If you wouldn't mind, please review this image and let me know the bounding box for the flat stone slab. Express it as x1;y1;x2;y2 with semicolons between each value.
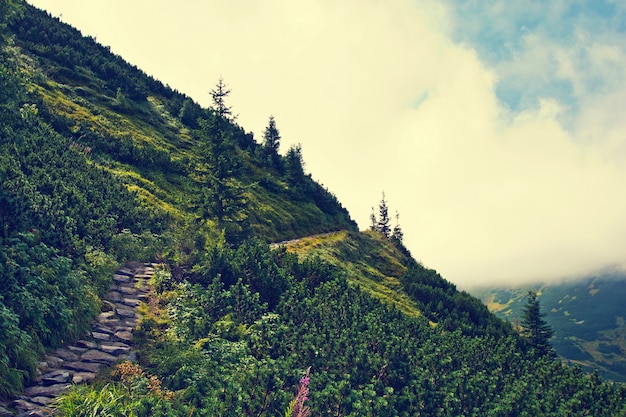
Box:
118;285;137;295
75;340;98;349
113;274;131;283
24;383;71;397
67;345;87;354
114;330;133;343
11;399;39;411
62;361;101;373
106;290;122;302
122;298;141;307
53;348;79;362
40;370;71;386
99;344;131;356
116;268;134;277
97;311;116;321
92;331;111;341
72;371;97;384
30;396;54;406
81;349;117;364
115;305;136;318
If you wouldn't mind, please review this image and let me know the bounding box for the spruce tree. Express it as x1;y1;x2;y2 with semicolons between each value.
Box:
377;192;391;238
521;290;555;357
262;115;281;169
210;77;234;119
391;211;404;243
369;207;378;231
262;115;281;154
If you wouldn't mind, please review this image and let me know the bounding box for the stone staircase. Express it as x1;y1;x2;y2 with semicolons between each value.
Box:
2;263;156;417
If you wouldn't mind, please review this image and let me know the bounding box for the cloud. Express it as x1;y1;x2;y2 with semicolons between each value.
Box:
28;0;626;289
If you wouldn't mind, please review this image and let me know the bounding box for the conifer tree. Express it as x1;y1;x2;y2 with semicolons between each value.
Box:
210;77;234;119
391;210;404;243
369;207;378;231
377;192;391;238
263;115;281;154
521;290;555;357
262;115;282;169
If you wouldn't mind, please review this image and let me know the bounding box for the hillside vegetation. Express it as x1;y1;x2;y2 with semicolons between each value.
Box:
1;2;626;415
475;274;626;383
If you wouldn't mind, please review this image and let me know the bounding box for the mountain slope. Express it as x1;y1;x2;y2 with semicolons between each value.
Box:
474;274;626;382
1;2;625;415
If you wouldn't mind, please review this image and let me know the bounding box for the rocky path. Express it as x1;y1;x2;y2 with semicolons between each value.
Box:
4;263;155;417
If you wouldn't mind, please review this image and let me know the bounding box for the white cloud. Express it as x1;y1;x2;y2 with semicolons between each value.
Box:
27;0;626;289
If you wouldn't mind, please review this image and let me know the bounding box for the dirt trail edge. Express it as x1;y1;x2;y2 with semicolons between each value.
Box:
4;262;156;417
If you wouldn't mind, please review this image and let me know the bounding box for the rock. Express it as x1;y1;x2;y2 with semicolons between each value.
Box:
115;305;136;318
40;370;71;386
53;348;79;362
0;405;13;416
81;349;117;364
113;274;131;283
118;286;137;295
106;291;122;302
92;331;110;341
72;372;97;384
114;330;133;343
63;361;101;373
116;268;134;277
29;396;53;406
92;324;115;335
98;318;123;328
67;345;87;354
99;344;131;356
11;399;38;411
121;298;141;307
75;340;98;349
24;383;71;397
43;355;63;368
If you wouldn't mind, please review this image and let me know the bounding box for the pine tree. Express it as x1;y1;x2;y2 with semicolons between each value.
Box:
369;207;378;231
377;192;391;238
262;115;282;169
210;77;234;119
521;290;555;357
263;115;281;154
391;211;404;243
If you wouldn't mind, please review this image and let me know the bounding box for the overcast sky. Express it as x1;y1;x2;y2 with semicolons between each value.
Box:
27;0;626;289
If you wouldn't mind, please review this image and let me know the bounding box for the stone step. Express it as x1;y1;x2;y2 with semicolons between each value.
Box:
72;371;97;384
9;262;155;414
116;268;134;277
99;344;131;356
62;361;101;373
121;298;141;307
81;349;117;365
39;370;71;386
113;274;131;283
24;383;71;398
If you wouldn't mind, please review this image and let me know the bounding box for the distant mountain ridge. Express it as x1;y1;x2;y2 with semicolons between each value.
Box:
473;273;626;382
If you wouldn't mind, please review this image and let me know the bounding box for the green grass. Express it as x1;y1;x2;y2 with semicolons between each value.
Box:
280;230;421;317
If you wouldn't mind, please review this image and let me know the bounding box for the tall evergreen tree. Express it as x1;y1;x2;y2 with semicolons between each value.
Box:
521;290;555;357
210;77;234;119
391;210;404;243
369;207;378;231
262;115;280;154
262;115;281;169
377;192;391;238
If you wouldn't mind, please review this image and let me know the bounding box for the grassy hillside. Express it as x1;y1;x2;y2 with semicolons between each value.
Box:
1;2;626;415
9;3;357;244
474;274;626;382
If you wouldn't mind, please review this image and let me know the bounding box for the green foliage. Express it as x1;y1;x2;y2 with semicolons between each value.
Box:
4;4;626;415
521;290;555;358
54;362;183;417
